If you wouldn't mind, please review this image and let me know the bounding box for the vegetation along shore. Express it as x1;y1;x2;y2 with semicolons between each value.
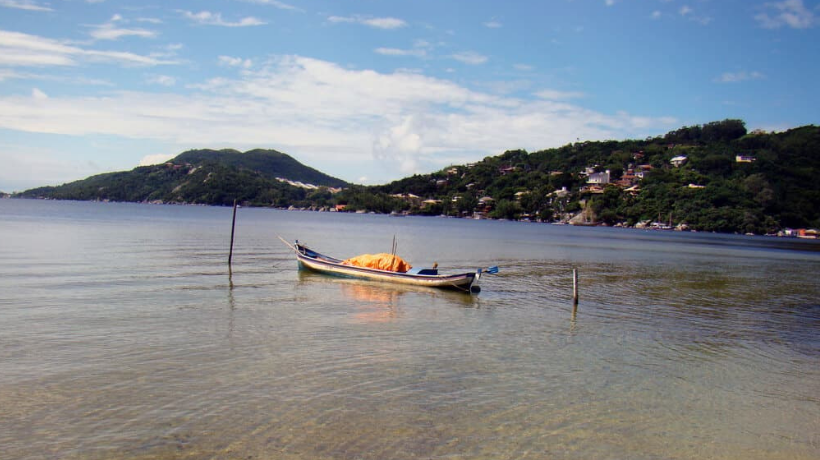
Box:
13;120;820;237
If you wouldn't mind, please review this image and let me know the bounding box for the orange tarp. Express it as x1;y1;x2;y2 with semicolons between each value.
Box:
341;253;412;273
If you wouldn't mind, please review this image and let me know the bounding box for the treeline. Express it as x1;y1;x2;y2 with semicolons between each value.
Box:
19;162;311;207
15;120;820;234
173;149;348;188
371;120;820;233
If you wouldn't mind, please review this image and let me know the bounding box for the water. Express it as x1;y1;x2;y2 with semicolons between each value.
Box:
1;199;818;460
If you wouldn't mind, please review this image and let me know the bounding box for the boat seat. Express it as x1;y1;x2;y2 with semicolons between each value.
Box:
406;267;439;275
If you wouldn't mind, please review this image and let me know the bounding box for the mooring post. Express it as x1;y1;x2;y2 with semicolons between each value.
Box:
228;199;238;267
572;268;579;305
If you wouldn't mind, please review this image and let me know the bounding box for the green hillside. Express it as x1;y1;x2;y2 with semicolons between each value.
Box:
172;149;348;188
14;120;820;234
365;120;820;233
16;149;347;207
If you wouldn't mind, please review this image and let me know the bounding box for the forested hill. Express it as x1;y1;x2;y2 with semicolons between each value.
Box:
366;120;820;233
172;149;348;188
13;120;820;235
16;148;348;207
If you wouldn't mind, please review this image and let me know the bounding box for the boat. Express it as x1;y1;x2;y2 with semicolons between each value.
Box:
279;237;492;293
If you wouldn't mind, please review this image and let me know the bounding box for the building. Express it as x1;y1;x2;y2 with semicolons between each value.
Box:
587;170;610;185
735;155;756;163
670;156;688;167
551;186;569;198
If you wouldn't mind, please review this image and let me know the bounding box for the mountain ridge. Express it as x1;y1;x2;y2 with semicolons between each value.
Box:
13;120;820;235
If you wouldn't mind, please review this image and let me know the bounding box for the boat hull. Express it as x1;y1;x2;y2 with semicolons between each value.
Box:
294;245;477;291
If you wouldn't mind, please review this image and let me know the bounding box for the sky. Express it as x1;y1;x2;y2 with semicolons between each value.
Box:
0;0;818;191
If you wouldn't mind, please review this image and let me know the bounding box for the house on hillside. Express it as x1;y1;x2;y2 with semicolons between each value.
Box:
580;185;605;194
550;186;570;198
477;196;495;212
670;156;688;167
498;165;518;175
514;191;530;201
587;170;610;185
391;193;421;206
735;155;756;163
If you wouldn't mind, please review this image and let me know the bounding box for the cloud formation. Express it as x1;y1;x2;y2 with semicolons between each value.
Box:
451;51;488;65
0;0;52;11
88;16;159;41
0;55;677;183
0;29;178;67
327;15;407;29
756;0;816;29
180;11;266;27
239;0;302;12
715;70;766;83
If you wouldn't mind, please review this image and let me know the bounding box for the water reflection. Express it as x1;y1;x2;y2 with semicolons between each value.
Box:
296;270;479;323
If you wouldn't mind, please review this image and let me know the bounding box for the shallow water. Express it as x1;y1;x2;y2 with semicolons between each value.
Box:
1;200;818;459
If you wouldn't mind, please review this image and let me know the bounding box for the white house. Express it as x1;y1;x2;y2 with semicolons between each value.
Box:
670;156;688;167
587;170;610;185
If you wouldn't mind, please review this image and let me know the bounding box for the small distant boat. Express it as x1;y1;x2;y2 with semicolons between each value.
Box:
279;237;493;293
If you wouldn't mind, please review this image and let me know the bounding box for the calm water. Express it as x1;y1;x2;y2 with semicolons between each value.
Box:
1;199;819;460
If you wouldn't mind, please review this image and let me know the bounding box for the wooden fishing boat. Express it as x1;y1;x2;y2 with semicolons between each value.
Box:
280;238;492;293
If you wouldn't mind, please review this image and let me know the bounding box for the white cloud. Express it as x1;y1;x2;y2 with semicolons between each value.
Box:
0;69;113;86
139;153;175;166
756;0;816;29
31;88;48;99
151;43;183;59
327;15;407;29
677;5;712;25
88;20;158;41
0;69;22;81
376;40;433;57
651;11;662;19
715;71;766;83
364;17;406;29
146;74;176;86
0;0;52;11
238;0;302;12
0;55;678;184
0;29;179;67
484;20;502;28
375;47;426;57
605;0;616;6
451;51;488;65
219;55;253;68
181;11;266;27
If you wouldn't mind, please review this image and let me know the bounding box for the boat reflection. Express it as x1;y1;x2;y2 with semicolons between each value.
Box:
297;271;478;323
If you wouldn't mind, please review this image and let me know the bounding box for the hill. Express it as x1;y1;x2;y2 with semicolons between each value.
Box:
14;120;820;234
17;149;347;207
365;120;820;233
172;149;348;188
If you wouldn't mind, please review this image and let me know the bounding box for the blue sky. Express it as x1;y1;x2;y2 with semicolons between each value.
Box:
1;0;818;191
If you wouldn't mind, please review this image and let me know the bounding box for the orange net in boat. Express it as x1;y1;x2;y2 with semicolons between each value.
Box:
341;253;412;273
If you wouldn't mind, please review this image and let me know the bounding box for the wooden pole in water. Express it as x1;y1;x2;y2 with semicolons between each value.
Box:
572;268;579;305
571;268;579;320
228;199;238;267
